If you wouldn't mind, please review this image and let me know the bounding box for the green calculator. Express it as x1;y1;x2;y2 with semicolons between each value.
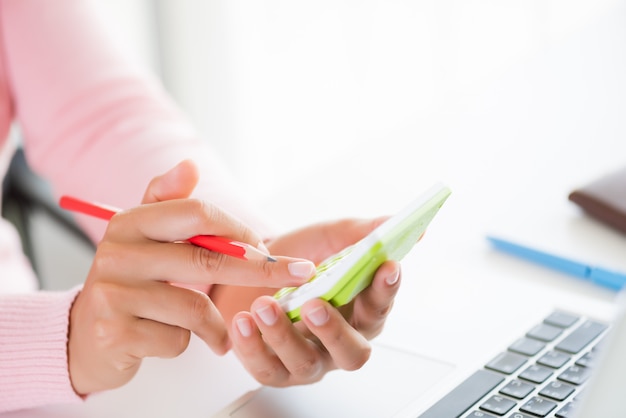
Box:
274;183;452;322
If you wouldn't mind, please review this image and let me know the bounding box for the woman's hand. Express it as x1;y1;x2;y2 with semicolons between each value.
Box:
212;219;402;387
67;160;316;395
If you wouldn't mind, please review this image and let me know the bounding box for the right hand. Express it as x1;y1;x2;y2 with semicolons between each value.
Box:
67;160;316;395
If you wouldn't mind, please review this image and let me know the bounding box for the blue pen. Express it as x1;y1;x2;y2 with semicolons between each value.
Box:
486;235;626;291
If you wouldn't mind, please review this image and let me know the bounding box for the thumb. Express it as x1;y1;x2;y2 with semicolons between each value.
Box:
142;159;200;204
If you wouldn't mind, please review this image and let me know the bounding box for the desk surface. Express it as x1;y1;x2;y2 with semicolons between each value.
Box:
4;2;626;417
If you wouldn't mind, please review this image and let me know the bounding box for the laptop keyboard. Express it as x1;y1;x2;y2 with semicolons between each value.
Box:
419;311;609;418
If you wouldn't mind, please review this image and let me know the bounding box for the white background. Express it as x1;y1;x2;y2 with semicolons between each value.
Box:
15;2;626;417
98;0;624;198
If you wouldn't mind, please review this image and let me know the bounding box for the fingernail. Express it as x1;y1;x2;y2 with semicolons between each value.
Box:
288;261;316;279
306;306;329;326
255;304;278;326
385;270;400;286
236;317;253;337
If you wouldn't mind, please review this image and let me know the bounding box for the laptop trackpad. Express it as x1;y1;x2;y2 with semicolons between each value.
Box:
224;343;453;418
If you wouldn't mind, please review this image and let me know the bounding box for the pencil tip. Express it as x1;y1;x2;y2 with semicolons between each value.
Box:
267;255;278;262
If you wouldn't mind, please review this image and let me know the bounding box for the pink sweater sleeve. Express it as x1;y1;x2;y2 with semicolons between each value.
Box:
0;287;83;412
0;0;275;412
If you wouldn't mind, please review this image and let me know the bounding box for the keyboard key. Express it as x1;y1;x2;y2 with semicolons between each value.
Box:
555;320;607;354
538;381;575;401
558;365;592;385
526;323;563;342
468;411;497;417
508;337;546;356
499;379;534;399
544;311;579;328
554;402;576;417
418;370;504;418
520;396;558;416
519;364;553;384
421;313;603;418
480;395;516;416
485;352;528;374
575;350;599;368
537;350;571;369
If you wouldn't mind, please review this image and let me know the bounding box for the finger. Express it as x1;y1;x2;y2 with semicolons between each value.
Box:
93;240;316;287
249;297;327;383
72;317;191;392
122;317;193;359
89;280;230;354
106;198;265;251
133;283;231;355
230;311;292;386
300;298;372;371
349;260;401;338
142;159;200;204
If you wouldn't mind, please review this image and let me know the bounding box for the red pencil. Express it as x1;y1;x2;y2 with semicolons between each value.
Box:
59;196;276;262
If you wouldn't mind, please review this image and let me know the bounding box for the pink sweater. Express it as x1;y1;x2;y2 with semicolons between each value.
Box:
0;0;271;412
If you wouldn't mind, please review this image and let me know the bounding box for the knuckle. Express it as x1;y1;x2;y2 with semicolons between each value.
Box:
189;245;224;274
187;198;207;219
91;241;138;280
291;357;322;380
259;328;290;347
253;363;286;386
192;199;257;244
193;199;226;227
88;280;122;318
187;291;213;327
260;258;276;280
85;282;126;347
92;317;121;350
376;300;394;318
90;242;118;275
101;211;127;237
344;345;371;371
112;357;141;375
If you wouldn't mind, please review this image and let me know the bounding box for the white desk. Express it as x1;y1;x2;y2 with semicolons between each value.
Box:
4;2;626;417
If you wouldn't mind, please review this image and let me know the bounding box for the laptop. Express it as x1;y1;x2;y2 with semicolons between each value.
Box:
212;163;626;418
213;281;624;418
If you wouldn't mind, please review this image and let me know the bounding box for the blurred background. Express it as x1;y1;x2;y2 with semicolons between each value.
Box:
18;0;626;290
97;0;623;193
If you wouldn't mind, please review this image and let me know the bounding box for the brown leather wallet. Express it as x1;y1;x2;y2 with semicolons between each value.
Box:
569;167;626;234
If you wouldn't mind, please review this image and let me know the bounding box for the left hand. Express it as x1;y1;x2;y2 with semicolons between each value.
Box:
211;219;402;387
